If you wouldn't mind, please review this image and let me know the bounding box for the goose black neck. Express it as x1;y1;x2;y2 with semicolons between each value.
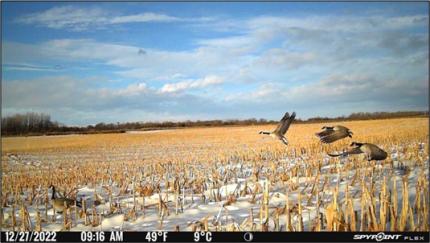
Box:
51;186;56;200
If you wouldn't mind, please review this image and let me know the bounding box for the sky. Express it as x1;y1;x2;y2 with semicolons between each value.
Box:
1;2;428;125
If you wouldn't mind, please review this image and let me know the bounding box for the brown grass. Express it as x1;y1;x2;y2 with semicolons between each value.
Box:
1;117;428;231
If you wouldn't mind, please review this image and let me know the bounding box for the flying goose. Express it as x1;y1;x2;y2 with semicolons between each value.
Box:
259;112;296;145
316;125;353;144
328;142;388;161
49;185;81;213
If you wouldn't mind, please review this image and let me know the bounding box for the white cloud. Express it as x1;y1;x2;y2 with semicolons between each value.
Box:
3;38;246;83
197;35;260;54
254;48;317;69
98;82;149;97
110;13;180;24
118;83;148;96
160;75;223;93
8;11;428;84
16;6;185;31
224;72;428;120
16;6;110;31
246;14;428;34
3;63;60;72
225;83;278;102
4;9;428;123
2;76;225;124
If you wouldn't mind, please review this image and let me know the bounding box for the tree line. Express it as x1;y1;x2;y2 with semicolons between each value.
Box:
1;110;428;136
1;112;59;136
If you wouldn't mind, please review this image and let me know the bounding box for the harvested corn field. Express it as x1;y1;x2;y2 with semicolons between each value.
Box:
1;117;429;231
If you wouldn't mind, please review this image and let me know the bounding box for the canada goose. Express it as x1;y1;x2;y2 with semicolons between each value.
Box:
316;125;353;144
328;142;388;161
49;185;81;213
259;112;296;145
94;192;103;207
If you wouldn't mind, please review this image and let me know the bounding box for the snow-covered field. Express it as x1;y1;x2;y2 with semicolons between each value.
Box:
1;119;429;231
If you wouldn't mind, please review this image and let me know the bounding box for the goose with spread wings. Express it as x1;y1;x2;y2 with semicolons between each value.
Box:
315;125;353;144
328;142;388;161
259;112;296;145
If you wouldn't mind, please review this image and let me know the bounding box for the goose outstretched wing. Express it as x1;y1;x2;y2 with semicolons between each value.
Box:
328;147;362;157
316;126;349;144
274;112;296;135
315;127;334;137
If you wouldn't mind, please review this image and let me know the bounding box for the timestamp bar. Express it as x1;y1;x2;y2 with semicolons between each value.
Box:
1;231;429;242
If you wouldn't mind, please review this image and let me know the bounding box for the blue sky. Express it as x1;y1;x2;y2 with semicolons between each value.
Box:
2;2;428;125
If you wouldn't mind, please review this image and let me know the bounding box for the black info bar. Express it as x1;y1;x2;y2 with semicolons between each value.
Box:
1;231;429;242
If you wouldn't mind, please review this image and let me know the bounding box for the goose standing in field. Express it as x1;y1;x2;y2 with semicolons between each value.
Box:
328;142;388;161
49;185;81;213
315;125;353;144
259;112;296;145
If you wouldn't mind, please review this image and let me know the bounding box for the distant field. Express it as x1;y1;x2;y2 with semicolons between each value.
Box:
1;117;429;231
2;117;428;153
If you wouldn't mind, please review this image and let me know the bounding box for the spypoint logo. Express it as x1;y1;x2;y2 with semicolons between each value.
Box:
353;232;402;242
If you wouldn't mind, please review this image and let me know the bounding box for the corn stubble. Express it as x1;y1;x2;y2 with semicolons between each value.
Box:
1;117;429;231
